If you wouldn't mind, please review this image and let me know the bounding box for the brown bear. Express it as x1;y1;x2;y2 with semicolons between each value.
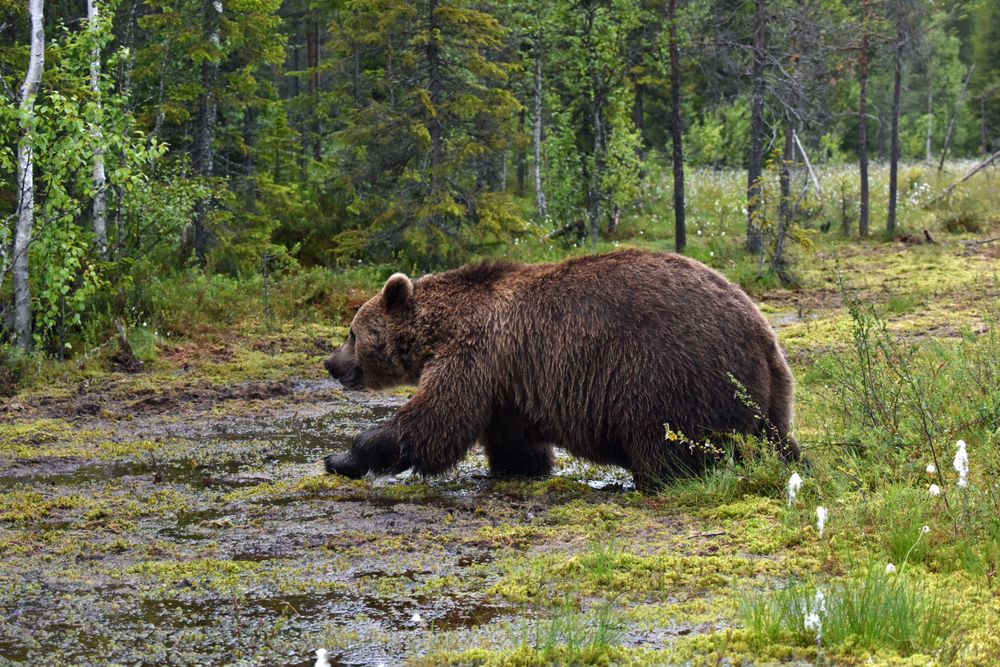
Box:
324;249;799;491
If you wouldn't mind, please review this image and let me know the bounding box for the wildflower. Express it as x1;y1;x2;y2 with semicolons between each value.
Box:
954;440;969;488
886;563;896;574
921;525;930;534
926;463;936;474
804;612;823;644
816;506;828;537
411;612;423;624
813;589;827;614
315;649;331;667
787;472;803;506
929;484;941;497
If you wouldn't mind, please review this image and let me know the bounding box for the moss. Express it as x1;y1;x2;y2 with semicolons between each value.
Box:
222;474;367;503
491;476;599;501
491;548;806;605
0;487;87;523
127;558;265;594
471;525;542;550
413;645;653;667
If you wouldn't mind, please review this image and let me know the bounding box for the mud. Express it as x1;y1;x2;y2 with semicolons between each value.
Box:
3;379;703;666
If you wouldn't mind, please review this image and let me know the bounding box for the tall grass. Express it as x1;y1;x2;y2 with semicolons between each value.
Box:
740;566;958;656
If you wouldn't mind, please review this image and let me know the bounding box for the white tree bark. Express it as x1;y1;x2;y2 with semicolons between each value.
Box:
13;0;45;351
89;0;108;257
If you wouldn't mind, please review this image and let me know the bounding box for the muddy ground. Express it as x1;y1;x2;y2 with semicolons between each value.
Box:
0;366;808;666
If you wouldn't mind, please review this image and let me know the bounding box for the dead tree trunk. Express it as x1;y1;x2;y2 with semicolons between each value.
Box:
426;0;443;177
533;33;548;219
887;27;904;234
746;0;767;254
858;3;871;237
668;0;686;252
937;64;974;172
13;0;45;351
307;19;321;161
516;108;526;196
88;0;108;257
772;114;795;282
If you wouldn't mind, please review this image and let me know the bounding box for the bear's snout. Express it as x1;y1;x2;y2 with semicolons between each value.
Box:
324;352;364;390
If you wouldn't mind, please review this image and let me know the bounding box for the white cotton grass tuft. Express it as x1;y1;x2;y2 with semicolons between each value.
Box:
926;463;936;474
886;563;896;574
804;589;826;645
787;472;803;506
315;648;331;667
816;506;828;537
954;440;969;488
804;611;823;643
813;589;827;614
929;484;941;497
411;612;423;624
921;525;931;534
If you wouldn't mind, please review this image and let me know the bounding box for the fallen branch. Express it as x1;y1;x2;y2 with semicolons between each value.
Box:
792;130;821;196
931;149;1000;203
962;235;1000;248
545;219;585;240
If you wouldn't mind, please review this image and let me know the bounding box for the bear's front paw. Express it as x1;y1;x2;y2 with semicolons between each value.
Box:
324;452;368;478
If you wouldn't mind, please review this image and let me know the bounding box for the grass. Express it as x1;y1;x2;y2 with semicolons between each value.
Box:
739;565;959;657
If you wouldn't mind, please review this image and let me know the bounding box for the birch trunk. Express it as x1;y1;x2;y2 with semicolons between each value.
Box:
88;0;109;257
13;0;45;351
533;36;548;219
193;0;222;267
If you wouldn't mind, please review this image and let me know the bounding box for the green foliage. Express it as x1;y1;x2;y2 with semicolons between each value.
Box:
685;100;751;168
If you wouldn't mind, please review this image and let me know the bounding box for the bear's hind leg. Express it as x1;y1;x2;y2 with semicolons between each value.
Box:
482;418;554;478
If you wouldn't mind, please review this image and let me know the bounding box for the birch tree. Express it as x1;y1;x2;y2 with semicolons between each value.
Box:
88;0;109;256
192;0;223;267
12;0;45;351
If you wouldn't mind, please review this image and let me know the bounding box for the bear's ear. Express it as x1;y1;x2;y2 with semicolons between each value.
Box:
382;273;413;311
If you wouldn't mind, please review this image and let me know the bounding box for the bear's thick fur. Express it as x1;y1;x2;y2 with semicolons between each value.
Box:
324;249;798;490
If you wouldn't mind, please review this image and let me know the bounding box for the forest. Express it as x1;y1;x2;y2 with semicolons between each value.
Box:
1;0;1000;665
0;0;998;354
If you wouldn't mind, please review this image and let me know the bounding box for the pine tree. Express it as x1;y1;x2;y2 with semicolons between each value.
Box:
328;0;526;266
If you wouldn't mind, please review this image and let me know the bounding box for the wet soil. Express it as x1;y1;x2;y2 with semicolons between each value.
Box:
3;377;715;666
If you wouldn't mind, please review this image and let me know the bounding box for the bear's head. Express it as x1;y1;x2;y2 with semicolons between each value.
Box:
325;273;422;391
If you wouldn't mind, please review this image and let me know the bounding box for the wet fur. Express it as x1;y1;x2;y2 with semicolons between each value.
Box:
324;249;799;491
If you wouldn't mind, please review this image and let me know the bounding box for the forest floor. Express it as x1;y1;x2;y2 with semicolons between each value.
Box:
2;219;1000;665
